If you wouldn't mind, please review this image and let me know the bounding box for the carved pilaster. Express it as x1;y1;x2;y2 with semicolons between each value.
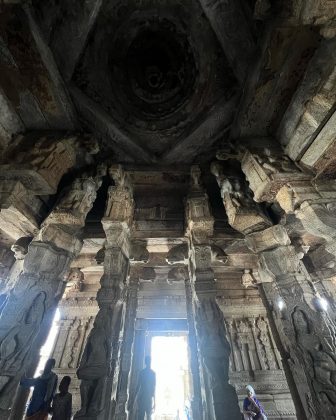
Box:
185;166;240;420
0;171;102;418
75;165;134;420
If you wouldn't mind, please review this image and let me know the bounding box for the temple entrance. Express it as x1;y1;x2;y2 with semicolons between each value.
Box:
151;335;191;420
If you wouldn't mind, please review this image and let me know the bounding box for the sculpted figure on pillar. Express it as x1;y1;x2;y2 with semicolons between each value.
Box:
0;167;104;418
217;144;310;203
211;161;271;234
66;268;85;292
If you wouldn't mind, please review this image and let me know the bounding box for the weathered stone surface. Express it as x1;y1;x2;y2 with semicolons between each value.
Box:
211;161;271;234
241;148;310;203
75;165;134;419
0;134;99;194
279;38;336;164
0;171;102;417
0;180;44;239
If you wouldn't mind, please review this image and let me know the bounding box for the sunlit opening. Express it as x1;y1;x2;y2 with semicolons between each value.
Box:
35;308;60;376
151;335;191;420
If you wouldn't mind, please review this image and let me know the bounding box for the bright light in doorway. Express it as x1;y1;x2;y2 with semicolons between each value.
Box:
35;308;60;377
151;336;191;420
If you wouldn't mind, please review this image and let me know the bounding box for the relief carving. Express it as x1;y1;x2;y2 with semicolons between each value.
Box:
211;162;271;234
0;135;99;195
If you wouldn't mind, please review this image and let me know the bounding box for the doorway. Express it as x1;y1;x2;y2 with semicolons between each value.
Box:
151;335;191;420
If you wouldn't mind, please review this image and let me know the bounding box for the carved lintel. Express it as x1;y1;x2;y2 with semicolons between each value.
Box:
246;225;290;253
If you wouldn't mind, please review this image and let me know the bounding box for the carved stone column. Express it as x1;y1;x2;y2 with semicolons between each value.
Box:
185;166;241;420
0;172;102;418
114;276;139;420
247;225;336;419
75;165;134;420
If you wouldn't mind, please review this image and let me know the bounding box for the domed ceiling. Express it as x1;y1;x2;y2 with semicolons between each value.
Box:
70;0;238;163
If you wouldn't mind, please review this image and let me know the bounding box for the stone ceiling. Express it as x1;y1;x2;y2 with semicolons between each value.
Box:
0;0;335;170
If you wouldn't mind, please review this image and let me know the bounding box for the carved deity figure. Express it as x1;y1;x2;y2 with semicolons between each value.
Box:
76;311;110;416
66;268;84;292
253;148;298;176
256;317;277;370
292;307;336;417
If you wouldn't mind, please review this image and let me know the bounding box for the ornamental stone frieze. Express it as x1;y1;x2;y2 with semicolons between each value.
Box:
0;168;103;418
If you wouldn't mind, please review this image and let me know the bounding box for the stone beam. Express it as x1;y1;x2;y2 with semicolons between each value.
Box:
23;4;78;128
70;86;154;163
0;4;76;131
278;38;336;166
31;0;103;81
198;0;255;84
232;25;320;138
162;96;237;163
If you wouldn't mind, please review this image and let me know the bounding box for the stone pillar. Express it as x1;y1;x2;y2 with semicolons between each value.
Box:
0;171;102;418
247;225;336;419
75;165;134;420
185;275;205;420
185;166;241;420
114;276;139;420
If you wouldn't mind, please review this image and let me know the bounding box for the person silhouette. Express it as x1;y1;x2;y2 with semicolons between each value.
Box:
134;356;156;420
